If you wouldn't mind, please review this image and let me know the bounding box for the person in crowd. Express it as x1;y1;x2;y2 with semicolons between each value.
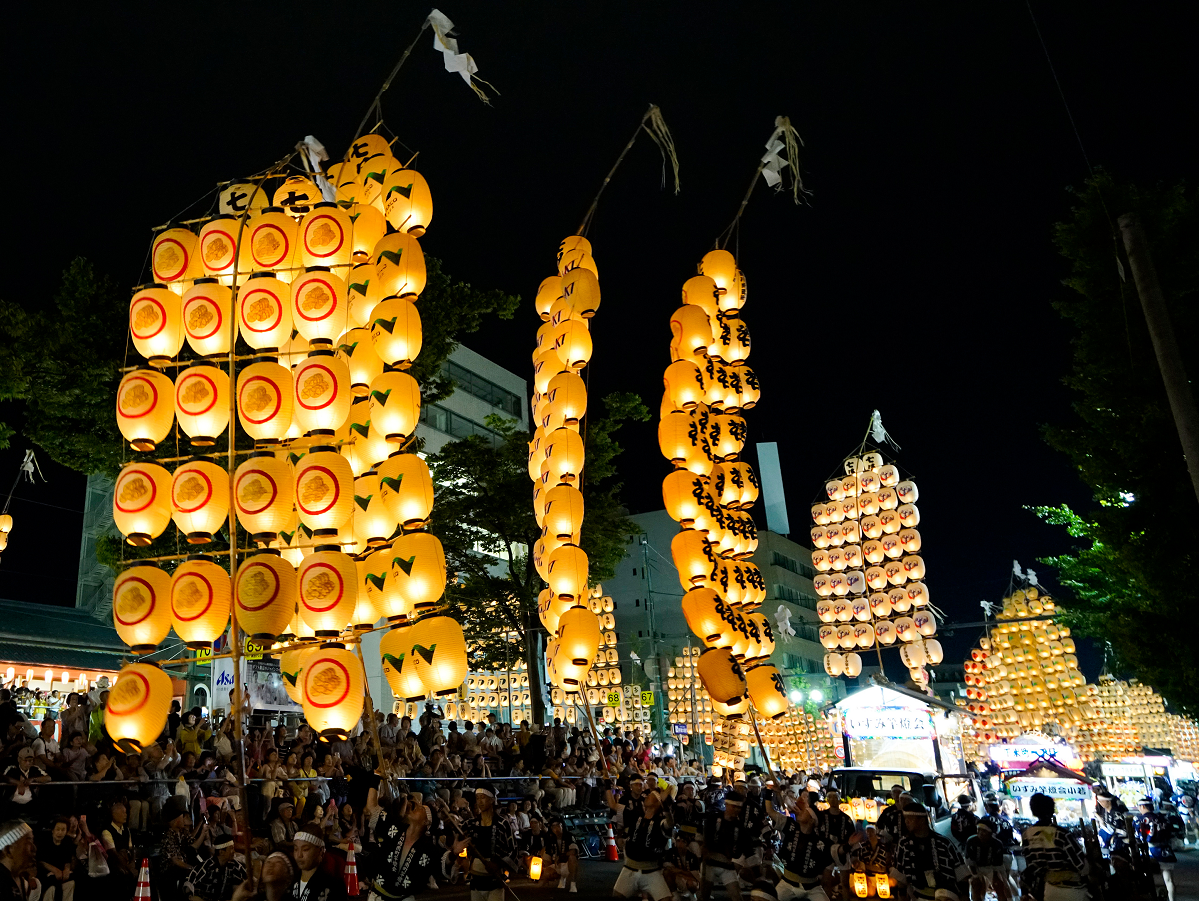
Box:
4;748;49;818
950;794;979;849
674;781;705;857
544;817;580;892
0;821;39;901
894;801;970;900
57;733;88;784
36;816;80;901
286;830;346;901
1136;797;1176;901
268;799;298;854
160;796;205;898
1093;786;1128;852
186;827;246;901
699;789;747;901
1020;793;1089;901
378;714;399;746
874;786;908;845
99;799;138;896
178;710;213;758
847;823;894;899
964;820;1011;901
612;788;672;901
771;790;831;901
367;793;458;900
463;783;518;901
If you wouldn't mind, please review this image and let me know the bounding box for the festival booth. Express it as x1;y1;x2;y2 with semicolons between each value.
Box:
1003;755;1094;822
832;683;970;774
1101;756;1198;809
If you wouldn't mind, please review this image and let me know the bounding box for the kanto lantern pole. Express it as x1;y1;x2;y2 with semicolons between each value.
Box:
354;641;392;788
1119;212;1199;507
747;705;781;786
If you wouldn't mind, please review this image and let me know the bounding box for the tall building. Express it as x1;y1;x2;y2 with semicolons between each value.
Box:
603;510;845;713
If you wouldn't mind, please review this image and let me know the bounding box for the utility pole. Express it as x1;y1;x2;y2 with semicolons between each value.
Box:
1119;212;1199;506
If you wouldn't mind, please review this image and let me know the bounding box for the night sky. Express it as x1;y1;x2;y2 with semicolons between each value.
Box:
1;2;1193;681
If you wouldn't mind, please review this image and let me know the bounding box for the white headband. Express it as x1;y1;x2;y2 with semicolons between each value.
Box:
474;787;495;798
0;822;31;852
294;831;325;848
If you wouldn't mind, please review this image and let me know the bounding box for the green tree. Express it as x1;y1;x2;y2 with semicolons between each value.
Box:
1039;173;1199;714
427;391;650;723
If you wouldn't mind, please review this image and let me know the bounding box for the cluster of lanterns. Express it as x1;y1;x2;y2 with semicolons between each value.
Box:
658;250;791;774
459;667;532;722
528;237;613;711
106;138;466;749
811;455;941;684
1070;677;1199;762
771;707;840;773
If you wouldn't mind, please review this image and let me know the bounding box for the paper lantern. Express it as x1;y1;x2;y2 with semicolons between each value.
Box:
294;351;352;436
290;267;349;346
294;447;354;536
747;666;789;719
681;275;719;317
338;328;385;396
543;485;585;540
301;644;365;739
698;250;738;297
246;207;299;272
411;615;467;696
382;168;434;236
670;305;713;366
173;362;229;447
538;588;574;635
924;639;944;665
152;227;201;287
672;530;715;589
237;360;294;442
298;548;358;635
699;648;748;705
299;202;353;269
547;544;588;603
369;370;421;445
370;297;423;368
546;371;587;427
349;472;394;549
377;452;434;530
233;451;294;542
893;617;916;643
170;460;229;544
663;360;705;414
914;609;937;636
381;624;429;700
198;216;242;282
528;857;543;881
129;286;184;365
373;232;426;299
533;349;569;396
273;175;323;218
116;368;174;452
106;662;172;753
349;203;387;262
280;645;318;703
542;428;584;485
559;266;601;319
551;320;592;372
218;182;268;216
390;532;447;614
177;281;234;359
550;639;590;690
113;463;172;546
875;620;897;645
659;411;697;469
112;563;173;652
819;624;839;649
558;606;601;663
535;276;562;321
735;366;761;410
844;653;863;678
346;262;387;329
824;653;845;677
238;274;292;350
170;556;232;648
235;551;297;640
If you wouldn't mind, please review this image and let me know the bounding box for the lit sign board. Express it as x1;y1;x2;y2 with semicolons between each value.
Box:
1006;778;1091;800
843;706;934;740
988;744;1080;770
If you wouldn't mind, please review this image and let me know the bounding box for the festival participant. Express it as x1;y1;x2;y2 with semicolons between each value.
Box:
950;795;979;849
367;794;457;901
1092;787;1127;852
673;781;705;857
286;830;347;901
1136;798;1176;901
663;835;701;901
964;821;1010;901
463;783;518;901
612;789;672;901
187;828;248;901
894;802;969;900
544;817;580;893
874;786;908;845
1019;794;1088;901
0;821;38;901
699;790;747;901
773;796;831;901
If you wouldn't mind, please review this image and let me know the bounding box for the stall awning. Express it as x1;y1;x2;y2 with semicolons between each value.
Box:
0;642;126;674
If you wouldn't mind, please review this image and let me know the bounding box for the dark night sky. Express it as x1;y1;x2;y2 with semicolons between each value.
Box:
1;2;1194;679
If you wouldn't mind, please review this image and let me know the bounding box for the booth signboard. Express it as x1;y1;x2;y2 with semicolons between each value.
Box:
989;743;1081;771
843;707;934;740
1007;778;1092;800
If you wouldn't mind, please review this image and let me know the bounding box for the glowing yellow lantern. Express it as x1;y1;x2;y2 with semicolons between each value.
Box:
170;460;229;544
198;216;242;282
218;182;268;217
347;262;387;329
352;471;398;549
369;370;421;445
233;451;294;542
152;227;201;287
174;362;229;447
178;283;233;361
558;606;601;664
294;447;354;536
664;360;705;412
390;532;447;614
552;320;592;371
280;645;318;703
106;662;172;752
238;274;293;349
747;666;789;719
710;413;746;461
337;328;385;397
116;368;175;452
672;530;715;589
237;360;294;442
349;558;383;629
129;286;184;366
528;857;543;881
294;351;352;436
381;623;429;700
298;548;358;636
542;428;584;485
546;371;587;427
412;615;468;696
373;232;426;299
535;276;562;321
301;644;365;739
533;348;569;396
300;202;353;268
273;175;323;218
543;485;584;540
382;168;434;236
559;266;601;319
113;463;173;546
235;551;298;640
112;563;173;652
370;297;423;368
349;203;386;261
291;267;349;345
378;453;434;530
547;544;588;603
698;648;748;705
682;588;725;645
670;305;713;366
246;207;299;272
170;556;232;648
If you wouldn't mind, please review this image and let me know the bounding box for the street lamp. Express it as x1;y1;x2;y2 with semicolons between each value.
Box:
790;690;804;703
809;690;823;703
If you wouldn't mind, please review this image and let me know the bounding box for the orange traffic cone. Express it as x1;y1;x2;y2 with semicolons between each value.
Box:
345;841;360;897
605;824;620;862
134;857;152;900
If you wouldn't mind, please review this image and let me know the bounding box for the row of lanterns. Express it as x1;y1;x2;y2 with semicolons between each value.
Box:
810;453;940;684
659;251;791;777
106;138;459;750
528;236;608;707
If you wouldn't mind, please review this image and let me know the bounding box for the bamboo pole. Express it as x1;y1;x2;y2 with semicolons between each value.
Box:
747;706;782;786
576;105;661;237
355;640;391;789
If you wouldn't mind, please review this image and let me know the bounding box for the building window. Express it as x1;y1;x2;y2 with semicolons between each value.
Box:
772;551;815;579
420;403;503;447
443;360;523;417
795;623;819;643
775;583;818;611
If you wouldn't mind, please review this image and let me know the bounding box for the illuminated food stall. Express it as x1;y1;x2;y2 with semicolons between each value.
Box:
832;683;969;773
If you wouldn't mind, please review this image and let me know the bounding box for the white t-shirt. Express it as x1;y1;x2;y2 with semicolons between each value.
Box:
33;736;60;759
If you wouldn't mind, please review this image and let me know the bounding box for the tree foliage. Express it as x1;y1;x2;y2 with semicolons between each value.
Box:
427;392;651;718
1039;173;1199;714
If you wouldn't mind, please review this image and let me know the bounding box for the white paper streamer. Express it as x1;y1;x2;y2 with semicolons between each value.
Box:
427;9;492;100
